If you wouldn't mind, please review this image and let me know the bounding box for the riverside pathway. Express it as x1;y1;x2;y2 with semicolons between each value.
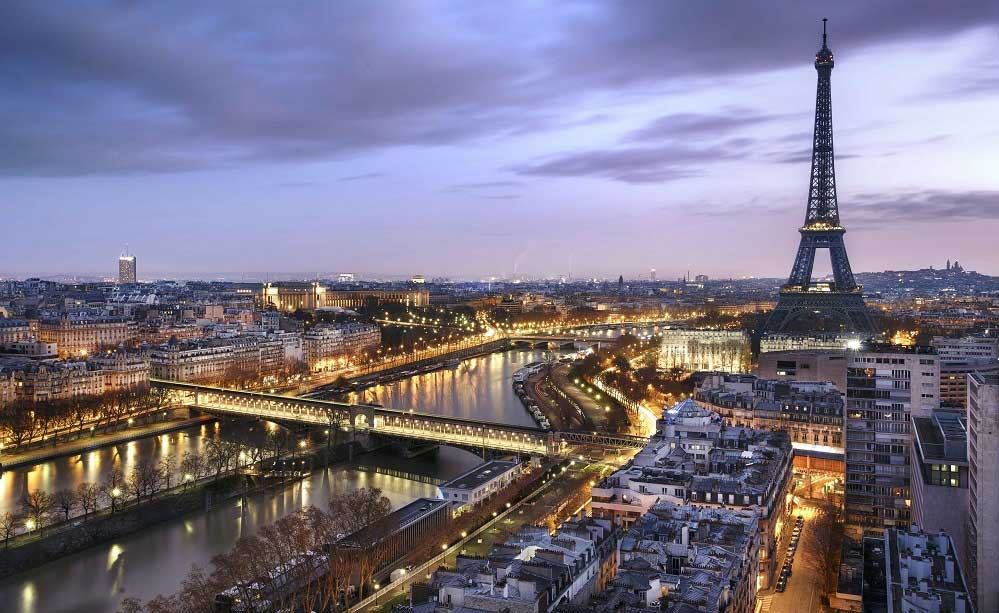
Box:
0;415;215;471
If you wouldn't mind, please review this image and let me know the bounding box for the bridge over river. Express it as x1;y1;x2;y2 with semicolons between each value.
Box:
151;380;648;457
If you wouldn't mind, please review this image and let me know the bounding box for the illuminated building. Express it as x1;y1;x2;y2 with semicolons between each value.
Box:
260;282;326;312
36;314;138;358
658;328;750;374
118;252;137;283
303;322;380;371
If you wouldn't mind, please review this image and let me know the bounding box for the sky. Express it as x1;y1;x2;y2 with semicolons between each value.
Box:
1;1;998;281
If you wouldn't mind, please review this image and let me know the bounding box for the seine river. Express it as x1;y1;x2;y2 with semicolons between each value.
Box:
0;348;555;613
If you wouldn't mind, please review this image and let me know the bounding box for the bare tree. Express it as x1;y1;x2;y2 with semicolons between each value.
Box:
76;482;100;519
0;512;19;548
326;487;395;597
101;469;126;513
180;452;205;489
159;455;177;490
205;438;230;481
21;490;54;534
803;502;845;592
52;488;78;522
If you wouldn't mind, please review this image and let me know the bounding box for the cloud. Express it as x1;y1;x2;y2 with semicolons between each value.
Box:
625;109;786;142
338;173;383;182
0;2;994;176
512;142;750;184
445;180;523;191
848;190;999;225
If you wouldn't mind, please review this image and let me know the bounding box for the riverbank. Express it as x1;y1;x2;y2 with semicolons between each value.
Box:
0;413;216;471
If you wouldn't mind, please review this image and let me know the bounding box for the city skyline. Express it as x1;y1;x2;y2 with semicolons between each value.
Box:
3;2;998;279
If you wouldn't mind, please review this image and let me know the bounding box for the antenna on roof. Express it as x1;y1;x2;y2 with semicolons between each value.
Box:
822;18;828;46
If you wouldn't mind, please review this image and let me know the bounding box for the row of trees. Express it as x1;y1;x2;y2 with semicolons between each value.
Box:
0;387;167;450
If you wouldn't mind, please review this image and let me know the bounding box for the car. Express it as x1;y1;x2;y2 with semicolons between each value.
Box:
776;579;787;593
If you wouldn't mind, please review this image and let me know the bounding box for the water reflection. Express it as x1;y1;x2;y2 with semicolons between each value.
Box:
347;349;551;427
0;427;222;516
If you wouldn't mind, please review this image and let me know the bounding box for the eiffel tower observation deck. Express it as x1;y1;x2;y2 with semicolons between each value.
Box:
766;19;878;335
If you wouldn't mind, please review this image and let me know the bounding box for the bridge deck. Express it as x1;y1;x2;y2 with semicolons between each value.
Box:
151;380;648;455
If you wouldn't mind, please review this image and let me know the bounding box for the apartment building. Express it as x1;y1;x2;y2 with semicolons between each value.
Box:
303;322;380;371
36;314;138;357
148;337;265;383
844;346;940;530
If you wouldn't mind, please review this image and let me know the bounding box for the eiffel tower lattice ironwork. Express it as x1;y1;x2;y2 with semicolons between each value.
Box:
766;20;877;335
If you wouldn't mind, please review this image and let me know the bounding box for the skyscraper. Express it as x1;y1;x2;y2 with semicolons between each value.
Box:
765;20;876;336
118;251;136;284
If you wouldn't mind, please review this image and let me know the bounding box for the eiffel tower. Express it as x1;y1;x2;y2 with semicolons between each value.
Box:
765;19;877;335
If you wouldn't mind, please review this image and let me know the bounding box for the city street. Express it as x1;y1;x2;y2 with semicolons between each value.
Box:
760;477;841;613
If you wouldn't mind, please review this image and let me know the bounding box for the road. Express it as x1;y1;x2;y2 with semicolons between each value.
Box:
760;482;840;613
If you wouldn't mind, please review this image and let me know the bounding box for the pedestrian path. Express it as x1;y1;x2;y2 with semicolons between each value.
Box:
1;415;215;471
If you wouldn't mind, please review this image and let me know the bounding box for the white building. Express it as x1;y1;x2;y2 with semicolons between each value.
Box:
658;329;750;374
439;460;523;513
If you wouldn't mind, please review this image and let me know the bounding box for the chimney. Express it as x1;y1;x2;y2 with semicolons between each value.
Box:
936;530;949;555
954;593;967;613
681;525;690;547
944;556;955;583
901;565;909;586
918;579;929;593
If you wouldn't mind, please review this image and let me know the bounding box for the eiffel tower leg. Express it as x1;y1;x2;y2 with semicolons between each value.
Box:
828;235;857;290
788;235;817;287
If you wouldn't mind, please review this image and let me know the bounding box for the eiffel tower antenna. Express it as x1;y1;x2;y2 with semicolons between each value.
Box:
765;20;877;335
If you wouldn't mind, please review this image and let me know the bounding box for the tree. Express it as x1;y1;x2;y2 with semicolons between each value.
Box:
326;487;396;597
52;488;78;522
102;469;126;513
160;455;177;490
803;503;845;592
21;489;53;534
0;512;19;548
76;482;100;519
180;452;205;489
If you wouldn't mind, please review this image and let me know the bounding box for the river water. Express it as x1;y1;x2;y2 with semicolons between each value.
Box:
0;348;553;612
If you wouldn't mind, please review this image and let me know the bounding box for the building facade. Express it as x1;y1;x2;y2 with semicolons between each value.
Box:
118;254;137;284
148;337;265;383
658;329;751;374
910;409;969;568
36;315;138;357
302;322;380;371
844;347;940;530
967;372;999;612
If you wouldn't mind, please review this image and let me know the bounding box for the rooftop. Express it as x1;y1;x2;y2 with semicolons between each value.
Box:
439;460;521;491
